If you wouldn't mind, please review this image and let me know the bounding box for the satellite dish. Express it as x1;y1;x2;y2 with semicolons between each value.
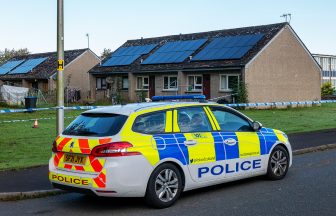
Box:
106;76;113;84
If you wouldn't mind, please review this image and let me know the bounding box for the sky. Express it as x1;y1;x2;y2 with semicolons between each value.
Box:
1;0;335;56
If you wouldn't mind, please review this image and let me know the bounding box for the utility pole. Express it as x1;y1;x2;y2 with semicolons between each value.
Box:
56;0;64;135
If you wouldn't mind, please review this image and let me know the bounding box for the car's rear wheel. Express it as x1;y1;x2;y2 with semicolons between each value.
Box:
145;163;182;208
267;145;289;180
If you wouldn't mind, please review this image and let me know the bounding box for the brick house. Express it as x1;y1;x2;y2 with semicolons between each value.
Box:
89;23;321;103
0;48;100;99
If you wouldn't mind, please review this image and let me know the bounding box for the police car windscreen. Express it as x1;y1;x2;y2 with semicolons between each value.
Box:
63;113;128;137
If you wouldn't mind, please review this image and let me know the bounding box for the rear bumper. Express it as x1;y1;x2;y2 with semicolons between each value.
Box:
49;155;154;197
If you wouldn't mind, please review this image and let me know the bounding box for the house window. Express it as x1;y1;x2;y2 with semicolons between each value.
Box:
122;76;129;90
137;76;149;90
323;71;330;77
163;76;178;90
188;75;202;91
220;75;239;91
322;57;329;71
96;77;107;90
331;58;336;71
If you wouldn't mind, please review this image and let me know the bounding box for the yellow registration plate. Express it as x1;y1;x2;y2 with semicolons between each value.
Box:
64;154;86;165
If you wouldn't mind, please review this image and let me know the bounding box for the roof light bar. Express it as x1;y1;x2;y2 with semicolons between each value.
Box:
151;94;206;101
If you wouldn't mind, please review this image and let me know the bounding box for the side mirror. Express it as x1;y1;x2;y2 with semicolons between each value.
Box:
252;121;262;131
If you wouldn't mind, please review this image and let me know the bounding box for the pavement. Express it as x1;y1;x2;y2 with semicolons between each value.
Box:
0;149;335;216
0;128;335;198
288;128;336;150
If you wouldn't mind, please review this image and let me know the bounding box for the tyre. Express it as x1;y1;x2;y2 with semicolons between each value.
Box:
266;145;289;180
145;163;183;208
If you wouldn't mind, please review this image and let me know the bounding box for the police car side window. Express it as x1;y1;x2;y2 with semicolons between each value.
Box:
210;108;252;132
177;107;212;133
132;111;166;134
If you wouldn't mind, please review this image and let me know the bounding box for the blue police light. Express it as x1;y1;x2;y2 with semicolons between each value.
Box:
152;94;206;101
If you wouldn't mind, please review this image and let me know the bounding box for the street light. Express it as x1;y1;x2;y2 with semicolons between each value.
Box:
56;0;64;135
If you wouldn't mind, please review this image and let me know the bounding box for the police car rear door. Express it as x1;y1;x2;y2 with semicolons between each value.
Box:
173;106;220;182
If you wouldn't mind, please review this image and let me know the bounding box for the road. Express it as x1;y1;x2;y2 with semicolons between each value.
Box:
0;149;335;216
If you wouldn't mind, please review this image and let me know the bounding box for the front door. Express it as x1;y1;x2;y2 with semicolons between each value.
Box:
32;81;38;90
149;76;155;99
203;74;210;99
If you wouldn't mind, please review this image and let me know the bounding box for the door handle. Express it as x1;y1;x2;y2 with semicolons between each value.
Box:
184;140;197;146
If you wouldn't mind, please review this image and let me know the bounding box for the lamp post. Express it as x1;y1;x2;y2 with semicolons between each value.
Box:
56;0;64;135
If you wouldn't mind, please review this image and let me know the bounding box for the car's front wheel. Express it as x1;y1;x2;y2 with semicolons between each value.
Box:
267;145;289;180
145;163;183;208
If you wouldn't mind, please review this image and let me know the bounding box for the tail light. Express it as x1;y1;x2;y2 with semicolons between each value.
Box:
52;141;58;153
91;142;141;157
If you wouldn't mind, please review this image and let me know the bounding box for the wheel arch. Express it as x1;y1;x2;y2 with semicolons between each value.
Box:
150;158;187;190
269;142;291;162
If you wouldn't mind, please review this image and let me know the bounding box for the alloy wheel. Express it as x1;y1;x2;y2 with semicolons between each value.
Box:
155;169;179;202
270;150;288;176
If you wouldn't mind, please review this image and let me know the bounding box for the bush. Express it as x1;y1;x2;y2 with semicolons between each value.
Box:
321;82;334;96
233;82;248;103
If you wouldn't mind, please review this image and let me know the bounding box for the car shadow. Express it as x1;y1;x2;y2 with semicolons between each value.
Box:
180;175;266;199
57;175;274;211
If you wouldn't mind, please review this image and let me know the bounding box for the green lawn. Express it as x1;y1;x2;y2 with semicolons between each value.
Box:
0;104;335;171
241;103;336;134
0;110;82;171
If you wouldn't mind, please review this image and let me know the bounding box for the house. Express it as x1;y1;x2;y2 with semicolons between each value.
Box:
0;48;100;100
89;23;321;103
313;54;336;89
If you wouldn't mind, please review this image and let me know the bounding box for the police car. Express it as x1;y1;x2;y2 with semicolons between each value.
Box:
49;95;292;208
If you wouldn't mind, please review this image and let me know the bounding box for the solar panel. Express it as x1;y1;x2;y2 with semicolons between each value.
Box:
142;39;207;64
192;33;264;61
0;60;25;74
102;44;157;66
9;57;48;74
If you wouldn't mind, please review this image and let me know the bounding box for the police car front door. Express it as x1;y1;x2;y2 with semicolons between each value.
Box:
174;107;220;182
209;107;266;179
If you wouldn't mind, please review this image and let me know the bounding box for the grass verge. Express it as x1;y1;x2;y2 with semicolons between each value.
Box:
241;103;336;134
0;110;82;170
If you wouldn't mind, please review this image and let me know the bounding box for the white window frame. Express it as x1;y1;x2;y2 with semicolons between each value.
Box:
163;75;178;91
122;76;129;90
187;75;203;92
96;77;107;90
219;74;240;91
136;76;149;90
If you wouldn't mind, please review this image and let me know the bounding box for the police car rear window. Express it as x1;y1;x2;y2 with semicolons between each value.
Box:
63;113;128;137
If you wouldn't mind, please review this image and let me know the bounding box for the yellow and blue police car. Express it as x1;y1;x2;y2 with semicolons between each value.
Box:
49;95;292;208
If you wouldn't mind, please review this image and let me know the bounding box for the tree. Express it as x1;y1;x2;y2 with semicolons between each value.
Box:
0;48;30;65
100;48;112;60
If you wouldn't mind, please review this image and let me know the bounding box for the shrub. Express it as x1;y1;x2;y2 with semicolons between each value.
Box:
321;82;334;96
233;81;248;103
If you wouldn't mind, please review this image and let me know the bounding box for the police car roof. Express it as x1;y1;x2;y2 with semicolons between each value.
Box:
83;102;219;116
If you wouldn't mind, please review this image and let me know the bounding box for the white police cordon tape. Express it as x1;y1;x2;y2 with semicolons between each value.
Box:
0;100;336;114
0;116;76;124
0;106;102;114
225;100;336;108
